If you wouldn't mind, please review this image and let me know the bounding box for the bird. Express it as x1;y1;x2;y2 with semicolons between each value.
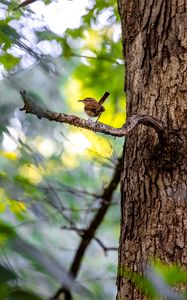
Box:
78;91;110;121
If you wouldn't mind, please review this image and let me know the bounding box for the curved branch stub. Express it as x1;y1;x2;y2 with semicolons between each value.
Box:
151;128;184;171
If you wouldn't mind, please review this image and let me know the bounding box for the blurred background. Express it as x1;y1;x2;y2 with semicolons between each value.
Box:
0;0;126;299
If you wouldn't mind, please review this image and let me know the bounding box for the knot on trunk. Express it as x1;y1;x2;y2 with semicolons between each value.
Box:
151;129;183;172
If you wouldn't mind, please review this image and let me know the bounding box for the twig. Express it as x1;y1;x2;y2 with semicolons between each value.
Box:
20;90;167;142
93;237;118;256
60;226;117;255
63;52;124;65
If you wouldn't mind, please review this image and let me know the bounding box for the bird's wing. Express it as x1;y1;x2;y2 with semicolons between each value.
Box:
85;103;98;114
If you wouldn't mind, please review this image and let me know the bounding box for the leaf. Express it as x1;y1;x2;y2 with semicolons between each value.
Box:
0;22;18;42
0;54;20;71
0;151;17;161
0;32;12;50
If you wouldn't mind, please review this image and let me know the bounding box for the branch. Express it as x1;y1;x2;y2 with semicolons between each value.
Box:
50;156;123;300
93;237;118;256
13;0;38;10
60;226;117;256
63;52;124;65
20;91;167;142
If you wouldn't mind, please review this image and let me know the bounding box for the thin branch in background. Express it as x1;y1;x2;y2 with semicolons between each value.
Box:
50;156;123;300
70;157;122;277
60;226;117;256
64;52;124;66
60;225;85;236
16;179;100;199
61;202;118;212
43;180;78;229
93;237;118;256
42;180;116;255
79;275;117;283
57;206;101;213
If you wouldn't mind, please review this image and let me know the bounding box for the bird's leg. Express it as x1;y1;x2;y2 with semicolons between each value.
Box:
95;112;102;122
87;117;94;122
93;114;102;131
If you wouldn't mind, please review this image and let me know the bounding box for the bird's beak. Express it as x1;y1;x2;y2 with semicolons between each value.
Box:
77;100;84;102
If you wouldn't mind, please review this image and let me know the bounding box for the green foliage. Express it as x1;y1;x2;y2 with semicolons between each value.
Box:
0;21;19;48
0;1;121;299
0;20;21;72
0;54;20;71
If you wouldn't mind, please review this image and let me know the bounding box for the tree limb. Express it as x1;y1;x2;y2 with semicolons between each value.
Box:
20;90;167;143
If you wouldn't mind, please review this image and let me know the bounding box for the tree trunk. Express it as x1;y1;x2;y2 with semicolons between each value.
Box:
117;1;187;299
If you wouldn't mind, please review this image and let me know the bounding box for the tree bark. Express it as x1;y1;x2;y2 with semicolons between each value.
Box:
117;0;187;299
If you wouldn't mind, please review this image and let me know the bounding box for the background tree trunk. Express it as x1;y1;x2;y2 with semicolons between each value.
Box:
117;1;187;299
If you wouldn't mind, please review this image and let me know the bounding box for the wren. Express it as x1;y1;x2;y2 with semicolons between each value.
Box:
78;91;110;120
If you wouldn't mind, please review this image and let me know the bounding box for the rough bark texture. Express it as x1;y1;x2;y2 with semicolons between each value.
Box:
117;1;187;299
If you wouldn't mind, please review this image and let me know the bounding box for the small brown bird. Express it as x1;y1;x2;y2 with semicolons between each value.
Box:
78;91;110;121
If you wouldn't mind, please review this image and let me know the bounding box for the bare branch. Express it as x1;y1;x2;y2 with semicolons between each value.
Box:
64;52;124;65
60;226;117;255
93;237;118;256
20;91;167;142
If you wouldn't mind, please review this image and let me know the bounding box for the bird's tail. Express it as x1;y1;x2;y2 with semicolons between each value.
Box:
98;92;110;105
